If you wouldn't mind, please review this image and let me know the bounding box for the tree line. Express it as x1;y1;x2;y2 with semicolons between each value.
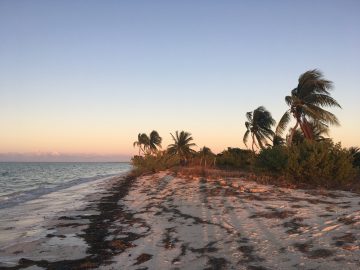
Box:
132;69;360;186
134;69;343;157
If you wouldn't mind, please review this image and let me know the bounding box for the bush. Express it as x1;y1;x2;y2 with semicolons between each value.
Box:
216;148;255;169
285;140;356;187
256;146;288;173
352;153;360;168
131;151;180;174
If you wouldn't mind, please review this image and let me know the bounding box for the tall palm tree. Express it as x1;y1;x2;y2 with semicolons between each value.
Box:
243;106;275;152
276;69;341;144
148;130;162;154
168;131;196;165
199;146;214;167
133;133;149;155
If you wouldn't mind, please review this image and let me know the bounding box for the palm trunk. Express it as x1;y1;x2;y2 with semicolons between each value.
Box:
299;122;309;139
252;133;255;152
301;118;313;140
288;120;300;145
256;134;264;149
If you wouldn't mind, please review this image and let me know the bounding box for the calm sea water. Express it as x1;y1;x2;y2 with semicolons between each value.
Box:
0;162;131;209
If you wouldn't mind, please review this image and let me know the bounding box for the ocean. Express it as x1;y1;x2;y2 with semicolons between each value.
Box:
0;162;132;260
0;162;131;209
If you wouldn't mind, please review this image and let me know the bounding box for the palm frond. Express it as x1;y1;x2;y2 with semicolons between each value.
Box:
243;130;250;148
275;111;291;135
170;132;176;142
304;104;340;126
285;96;293;106
304;94;341;108
246;111;252;122
297;69;333;98
255;133;265;149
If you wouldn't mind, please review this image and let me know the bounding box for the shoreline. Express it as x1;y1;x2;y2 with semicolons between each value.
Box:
0;172;133;269
0;173;127;210
1;170;360;269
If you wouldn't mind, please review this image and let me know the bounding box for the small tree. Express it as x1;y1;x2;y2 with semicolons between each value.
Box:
199;146;214;167
167;131;196;165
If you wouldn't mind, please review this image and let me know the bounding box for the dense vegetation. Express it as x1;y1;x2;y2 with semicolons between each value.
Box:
131;70;359;190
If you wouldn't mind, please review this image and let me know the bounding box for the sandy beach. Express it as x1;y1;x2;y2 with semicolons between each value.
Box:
1;171;360;270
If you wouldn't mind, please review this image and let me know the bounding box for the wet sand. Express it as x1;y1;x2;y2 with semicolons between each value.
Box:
1;171;360;269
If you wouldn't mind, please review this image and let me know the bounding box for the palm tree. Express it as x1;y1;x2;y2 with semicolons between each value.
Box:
199;146;214;167
148;130;162;154
276;69;341;144
243;106;276;152
133;131;162;155
133;133;149;155
167;131;196;165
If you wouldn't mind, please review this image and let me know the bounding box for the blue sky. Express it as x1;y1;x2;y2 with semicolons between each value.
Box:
0;0;359;161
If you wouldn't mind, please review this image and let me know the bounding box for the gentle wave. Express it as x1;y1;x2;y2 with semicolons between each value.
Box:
0;173;128;209
0;162;132;209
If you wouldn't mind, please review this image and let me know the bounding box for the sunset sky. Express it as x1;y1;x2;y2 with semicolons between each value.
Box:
0;1;359;161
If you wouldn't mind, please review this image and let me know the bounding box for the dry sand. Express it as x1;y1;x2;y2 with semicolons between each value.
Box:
1;171;359;269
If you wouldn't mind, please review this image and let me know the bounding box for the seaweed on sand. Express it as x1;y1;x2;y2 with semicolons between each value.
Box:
5;174;148;270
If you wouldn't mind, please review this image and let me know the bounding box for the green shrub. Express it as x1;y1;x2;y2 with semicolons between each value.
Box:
216;148;255;169
352;153;360;168
131;151;180;174
285;140;356;187
256;146;288;173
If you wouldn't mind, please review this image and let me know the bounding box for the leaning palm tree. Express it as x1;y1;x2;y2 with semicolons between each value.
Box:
243;106;276;152
148;130;162;154
276;69;341;144
167;131;196;165
133;133;150;155
199;146;214;167
133;131;162;155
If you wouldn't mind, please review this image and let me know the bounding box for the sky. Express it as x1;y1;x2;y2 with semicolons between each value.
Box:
0;0;359;162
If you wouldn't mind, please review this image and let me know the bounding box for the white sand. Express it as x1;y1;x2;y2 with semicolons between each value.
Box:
104;172;360;270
